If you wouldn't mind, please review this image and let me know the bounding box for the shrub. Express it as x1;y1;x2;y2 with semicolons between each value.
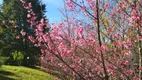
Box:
0;56;9;67
11;50;24;66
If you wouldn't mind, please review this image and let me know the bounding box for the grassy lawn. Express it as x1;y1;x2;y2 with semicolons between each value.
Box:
0;65;55;80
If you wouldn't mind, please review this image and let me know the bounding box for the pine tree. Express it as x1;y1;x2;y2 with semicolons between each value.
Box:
0;0;46;66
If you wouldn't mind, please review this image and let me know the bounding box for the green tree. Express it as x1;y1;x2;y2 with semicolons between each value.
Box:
0;0;46;67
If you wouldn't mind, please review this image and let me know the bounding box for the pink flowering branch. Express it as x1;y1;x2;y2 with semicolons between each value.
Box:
19;0;142;79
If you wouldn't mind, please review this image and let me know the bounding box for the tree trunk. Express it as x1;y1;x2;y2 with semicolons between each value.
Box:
96;0;109;80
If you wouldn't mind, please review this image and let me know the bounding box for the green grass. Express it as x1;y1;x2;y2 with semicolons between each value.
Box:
0;65;55;80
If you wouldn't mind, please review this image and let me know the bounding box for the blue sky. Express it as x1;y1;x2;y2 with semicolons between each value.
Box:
42;0;63;23
0;0;3;4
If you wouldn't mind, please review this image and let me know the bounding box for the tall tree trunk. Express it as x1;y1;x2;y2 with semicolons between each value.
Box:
96;0;109;80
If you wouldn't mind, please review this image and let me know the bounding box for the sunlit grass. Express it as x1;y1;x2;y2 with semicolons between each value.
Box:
0;65;55;80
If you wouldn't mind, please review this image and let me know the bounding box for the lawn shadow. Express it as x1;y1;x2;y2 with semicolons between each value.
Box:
0;70;15;80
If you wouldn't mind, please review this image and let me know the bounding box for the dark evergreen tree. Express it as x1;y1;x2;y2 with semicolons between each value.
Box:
0;0;46;66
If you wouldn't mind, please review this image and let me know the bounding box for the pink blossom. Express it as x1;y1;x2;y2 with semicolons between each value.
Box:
139;67;142;71
86;0;94;5
104;3;110;9
43;34;49;42
101;44;108;51
76;26;84;34
137;35;142;41
28;3;32;8
117;41;123;48
63;66;68;71
23;39;25;42
41;49;45;53
20;0;25;3
13;26;17;28
88;40;95;45
107;66;113;74
40;56;45;61
40;18;45;24
79;38;86;45
51;27;58;36
114;33;121;38
122;50;131;56
126;70;133;75
31;16;37;20
123;41;131;49
58;23;63;28
121;60;129;65
20;29;26;36
9;20;14;23
46;23;50;28
28;36;35;43
58;63;63;67
110;11;115;17
133;76;140;80
108;27;114;33
16;35;20;39
66;1;76;11
27;14;31;18
37;24;44;31
125;51;131;55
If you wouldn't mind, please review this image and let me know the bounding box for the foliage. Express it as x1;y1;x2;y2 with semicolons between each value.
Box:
11;51;24;66
0;0;46;67
0;57;9;67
